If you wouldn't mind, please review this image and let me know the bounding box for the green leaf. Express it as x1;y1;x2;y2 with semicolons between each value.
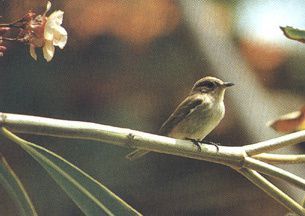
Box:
1;128;141;216
0;153;38;216
280;26;305;43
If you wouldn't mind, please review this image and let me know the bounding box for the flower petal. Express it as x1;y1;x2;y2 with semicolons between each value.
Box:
45;1;52;15
44;10;65;41
44;22;54;41
53;26;68;49
48;10;64;26
43;40;55;62
29;45;37;60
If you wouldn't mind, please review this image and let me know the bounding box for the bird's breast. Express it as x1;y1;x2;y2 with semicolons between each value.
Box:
168;101;225;140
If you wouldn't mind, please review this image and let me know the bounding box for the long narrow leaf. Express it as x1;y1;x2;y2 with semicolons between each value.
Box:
0;154;38;216
1;128;141;216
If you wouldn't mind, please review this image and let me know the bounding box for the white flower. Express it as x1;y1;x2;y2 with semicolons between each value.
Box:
29;1;67;62
43;10;67;61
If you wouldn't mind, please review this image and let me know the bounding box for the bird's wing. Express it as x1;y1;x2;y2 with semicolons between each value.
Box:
159;96;204;135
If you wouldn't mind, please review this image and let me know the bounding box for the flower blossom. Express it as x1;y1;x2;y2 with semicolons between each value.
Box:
29;1;67;62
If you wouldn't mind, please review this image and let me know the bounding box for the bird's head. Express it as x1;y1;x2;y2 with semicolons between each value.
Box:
190;76;234;99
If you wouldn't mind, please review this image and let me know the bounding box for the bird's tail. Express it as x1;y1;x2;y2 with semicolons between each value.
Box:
125;150;150;161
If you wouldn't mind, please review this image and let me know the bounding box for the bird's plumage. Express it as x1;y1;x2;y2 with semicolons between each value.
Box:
126;76;233;160
159;96;203;136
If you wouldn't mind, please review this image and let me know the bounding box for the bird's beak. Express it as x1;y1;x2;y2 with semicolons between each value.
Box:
222;82;234;88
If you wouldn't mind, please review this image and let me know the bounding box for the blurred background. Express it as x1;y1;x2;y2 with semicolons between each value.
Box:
1;0;305;215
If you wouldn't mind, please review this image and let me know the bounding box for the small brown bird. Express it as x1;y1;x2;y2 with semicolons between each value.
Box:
126;76;234;160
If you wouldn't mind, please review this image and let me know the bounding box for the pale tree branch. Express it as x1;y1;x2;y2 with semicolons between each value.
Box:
243;157;305;190
253;153;305;164
244;130;305;156
237;168;305;216
1;112;305;215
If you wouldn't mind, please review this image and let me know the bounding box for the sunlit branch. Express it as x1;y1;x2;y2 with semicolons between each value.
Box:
253;153;305;164
0;112;245;167
237;168;305;216
243;157;305;190
1;112;305;215
244;130;305;156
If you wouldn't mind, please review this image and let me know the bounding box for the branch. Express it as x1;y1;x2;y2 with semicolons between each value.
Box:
237;168;305;216
243;157;305;190
0;112;245;167
244;130;305;156
253;153;305;164
1;112;305;215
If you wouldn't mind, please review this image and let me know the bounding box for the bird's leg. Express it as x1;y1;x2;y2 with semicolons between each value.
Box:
202;140;219;152
185;138;202;152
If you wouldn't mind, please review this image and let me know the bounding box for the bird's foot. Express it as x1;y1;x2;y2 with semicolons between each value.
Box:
202;140;219;152
185;138;220;152
185;138;202;152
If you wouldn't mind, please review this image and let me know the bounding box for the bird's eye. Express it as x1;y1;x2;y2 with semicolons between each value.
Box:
193;80;218;93
204;81;216;89
196;81;216;89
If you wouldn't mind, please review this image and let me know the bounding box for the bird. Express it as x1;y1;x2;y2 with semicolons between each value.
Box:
126;76;234;160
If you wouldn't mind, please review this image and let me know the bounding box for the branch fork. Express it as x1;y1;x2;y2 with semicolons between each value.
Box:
1;112;305;215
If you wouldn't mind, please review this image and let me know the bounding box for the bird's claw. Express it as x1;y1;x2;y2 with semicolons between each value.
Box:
185;138;202;152
186;138;219;152
204;140;219;152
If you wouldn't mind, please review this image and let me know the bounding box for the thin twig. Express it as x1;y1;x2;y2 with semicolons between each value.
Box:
237;168;305;216
243;157;305;190
0;17;26;28
253;153;305;164
1;37;19;42
244;130;305;156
